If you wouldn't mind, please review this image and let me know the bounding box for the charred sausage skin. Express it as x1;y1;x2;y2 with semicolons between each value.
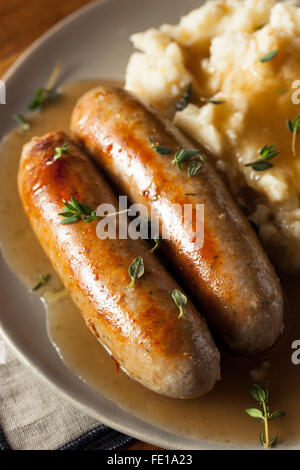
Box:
18;131;220;399
71;87;284;356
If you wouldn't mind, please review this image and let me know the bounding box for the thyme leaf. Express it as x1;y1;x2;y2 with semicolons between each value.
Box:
13;114;30;131
172;289;187;319
53;143;69;161
259;50;278;63
175;83;192;111
129;257;145;288
32;274;50;292
245;384;285;449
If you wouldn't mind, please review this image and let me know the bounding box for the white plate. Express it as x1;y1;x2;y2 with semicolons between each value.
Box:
1;0;228;450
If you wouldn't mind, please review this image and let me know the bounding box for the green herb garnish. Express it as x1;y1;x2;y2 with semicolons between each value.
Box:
172;149;201;170
276;88;287;94
240;206;259;234
245;144;279;171
188;155;205;177
172;289;187;319
140;219;160;253
259;144;280;160
59;197;129;225
148;137;172;155
150;236;160;254
59;197;98;224
175;83;192;111
200;97;226;105
245;384;285;449
53;143;69;161
13;114;30;131
29;88;60;111
259;50;278;63
287;114;300;156
28;62;62;111
149;137;206;175
32;274;50;292
246;160;274;171
240;206;250;217
129;257;144;288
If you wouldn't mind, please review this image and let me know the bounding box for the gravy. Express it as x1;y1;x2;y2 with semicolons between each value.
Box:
0;80;299;448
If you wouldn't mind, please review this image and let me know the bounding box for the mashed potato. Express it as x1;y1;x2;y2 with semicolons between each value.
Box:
126;0;300;271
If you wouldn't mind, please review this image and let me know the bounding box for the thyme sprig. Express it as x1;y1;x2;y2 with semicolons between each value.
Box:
13;114;30;131
59;197;129;225
148;137;172;155
172;289;187;319
53;143;69;161
200;97;226;105
149;137;205;177
28;62;62;111
287;114;300;156
150;236;160;254
255;24;265;31
187;155;206;177
59;197;98;224
245;384;285;449
128;257;145;288
172;149;202;170
32;274;50;292
240;205;259;234
259;50;278;63
175;83;192;111
175;83;226;109
245;144;279;171
140;219;160;254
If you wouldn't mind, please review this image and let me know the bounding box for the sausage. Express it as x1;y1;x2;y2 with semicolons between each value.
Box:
71;87;284;356
18;131;220;399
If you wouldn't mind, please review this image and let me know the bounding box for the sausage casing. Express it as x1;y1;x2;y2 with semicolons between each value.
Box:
71;87;284;356
18;131;220;398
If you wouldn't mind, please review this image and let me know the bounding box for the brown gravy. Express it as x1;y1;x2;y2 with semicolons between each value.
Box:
0;80;299;449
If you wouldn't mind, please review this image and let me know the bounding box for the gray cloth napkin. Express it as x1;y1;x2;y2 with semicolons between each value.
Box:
0;338;131;450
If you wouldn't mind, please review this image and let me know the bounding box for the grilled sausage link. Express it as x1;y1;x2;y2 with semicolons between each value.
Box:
18;131;220;399
71;87;284;356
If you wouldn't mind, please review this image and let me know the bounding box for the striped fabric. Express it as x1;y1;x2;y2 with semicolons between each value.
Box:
0;423;131;451
0;342;132;451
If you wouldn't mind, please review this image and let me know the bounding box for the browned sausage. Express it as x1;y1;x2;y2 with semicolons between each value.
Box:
71;87;284;356
18;131;220;399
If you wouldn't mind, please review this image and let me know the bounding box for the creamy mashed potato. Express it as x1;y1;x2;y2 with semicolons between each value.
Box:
125;0;300;271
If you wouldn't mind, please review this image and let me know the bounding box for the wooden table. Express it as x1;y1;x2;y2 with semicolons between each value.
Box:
0;0;158;451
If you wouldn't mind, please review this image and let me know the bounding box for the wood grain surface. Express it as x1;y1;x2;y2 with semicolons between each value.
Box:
0;0;159;451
